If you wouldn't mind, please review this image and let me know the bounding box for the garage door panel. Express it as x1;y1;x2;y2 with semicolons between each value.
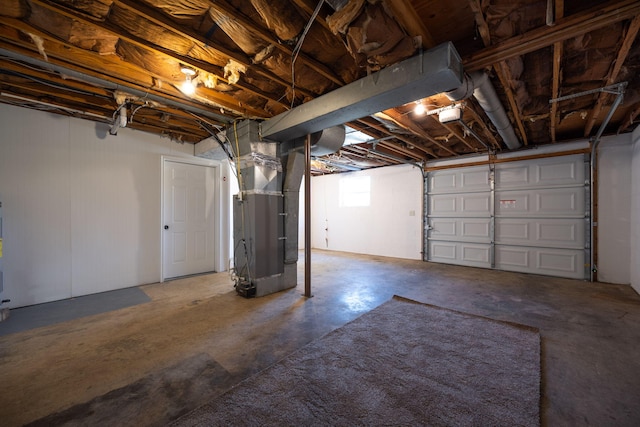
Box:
429;218;491;243
495;245;584;279
426;154;588;280
495;218;584;248
496;155;585;189
462;194;491;213
537;160;580;184
429;166;490;194
495;164;529;187
430;193;491;217
431;194;457;214
429;241;491;268
496;187;584;217
495;246;530;268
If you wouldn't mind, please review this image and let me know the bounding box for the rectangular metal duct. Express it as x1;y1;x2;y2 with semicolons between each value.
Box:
261;42;463;142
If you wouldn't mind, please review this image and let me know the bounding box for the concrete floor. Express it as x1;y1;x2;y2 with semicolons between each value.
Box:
1;250;640;426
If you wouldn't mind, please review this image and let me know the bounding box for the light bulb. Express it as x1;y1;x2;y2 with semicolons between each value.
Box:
414;102;426;115
181;76;195;95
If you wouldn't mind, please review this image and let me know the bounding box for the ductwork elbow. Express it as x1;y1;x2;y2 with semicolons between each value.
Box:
445;71;522;150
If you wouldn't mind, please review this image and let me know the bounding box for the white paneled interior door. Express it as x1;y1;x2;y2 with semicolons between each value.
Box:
163;160;216;279
426;154;589;279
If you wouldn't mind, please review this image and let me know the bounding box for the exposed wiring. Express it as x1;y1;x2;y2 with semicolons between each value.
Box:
290;0;325;108
129;103;148;122
231;120;252;286
0;56;110;99
232;120;245;194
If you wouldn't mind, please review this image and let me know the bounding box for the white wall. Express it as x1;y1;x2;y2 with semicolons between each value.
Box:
0;104;229;307
597;134;632;284
307;164;423;260
301;138;638;286
631;126;640;294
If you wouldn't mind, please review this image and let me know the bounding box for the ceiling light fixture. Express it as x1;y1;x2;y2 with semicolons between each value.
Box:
180;65;197;95
414;101;426;115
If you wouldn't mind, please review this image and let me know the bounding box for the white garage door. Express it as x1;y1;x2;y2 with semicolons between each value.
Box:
426;154;589;279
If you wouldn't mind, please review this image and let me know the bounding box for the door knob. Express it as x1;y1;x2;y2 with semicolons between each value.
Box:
164;225;169;230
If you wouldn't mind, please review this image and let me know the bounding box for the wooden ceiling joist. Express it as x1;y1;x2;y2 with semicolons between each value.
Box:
378;110;458;156
427;115;476;151
469;0;528;146
29;0;303;109
549;0;564;143
385;0;437;49
0;34;240;127
464;0;640;72
583;14;640;137
352;118;437;159
618;102;640;133
196;0;344;86
463;106;501;150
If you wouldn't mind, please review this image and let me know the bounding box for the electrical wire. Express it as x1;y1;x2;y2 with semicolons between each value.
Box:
0;57;114;97
231;120;252;285
290;0;325;108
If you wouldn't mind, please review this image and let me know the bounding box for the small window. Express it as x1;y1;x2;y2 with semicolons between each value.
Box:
339;175;370;207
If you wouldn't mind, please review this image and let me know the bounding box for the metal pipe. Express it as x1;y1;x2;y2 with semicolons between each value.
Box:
304;133;312;298
446;72;522;150
589;84;626;281
312;158;361;171
457;119;491;152
421;169;428;262
0;48;231;124
549;82;627;104
1;92;107;120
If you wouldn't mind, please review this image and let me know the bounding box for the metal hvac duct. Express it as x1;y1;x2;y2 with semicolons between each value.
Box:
261;42;463;141
446;71;522;150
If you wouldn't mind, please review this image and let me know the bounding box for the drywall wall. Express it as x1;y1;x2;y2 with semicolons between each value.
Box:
631;126;640;294
301;137;636;286
308;164;423;260
597;134;632;284
0;104;229;307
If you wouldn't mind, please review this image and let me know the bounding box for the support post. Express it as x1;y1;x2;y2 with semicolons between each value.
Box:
304;134;312;297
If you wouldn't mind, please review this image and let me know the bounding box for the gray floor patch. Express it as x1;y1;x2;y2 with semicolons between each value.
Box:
0;287;151;336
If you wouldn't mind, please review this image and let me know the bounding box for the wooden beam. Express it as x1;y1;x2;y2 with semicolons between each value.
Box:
550;41;562;142
0;20;153;86
583;14;640;136
469;0;528;146
0;34;238;123
493;59;528;147
289;0;333;33
0;58;112;98
385;0;437;48
464;0;640;71
0;25;261;119
119;0;342;94
353;118;437;158
377;111;459;156
427;115;476;151
617;102;640;133
204;1;343;85
463;106;501;150
469;0;491;45
425;147;591;171
550;0;564;142
30;0;303;106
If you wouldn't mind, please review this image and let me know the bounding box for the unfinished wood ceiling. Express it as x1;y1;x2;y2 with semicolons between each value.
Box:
1;0;639;173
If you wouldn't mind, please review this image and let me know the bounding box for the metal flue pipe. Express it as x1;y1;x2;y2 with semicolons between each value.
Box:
446;71;521;150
